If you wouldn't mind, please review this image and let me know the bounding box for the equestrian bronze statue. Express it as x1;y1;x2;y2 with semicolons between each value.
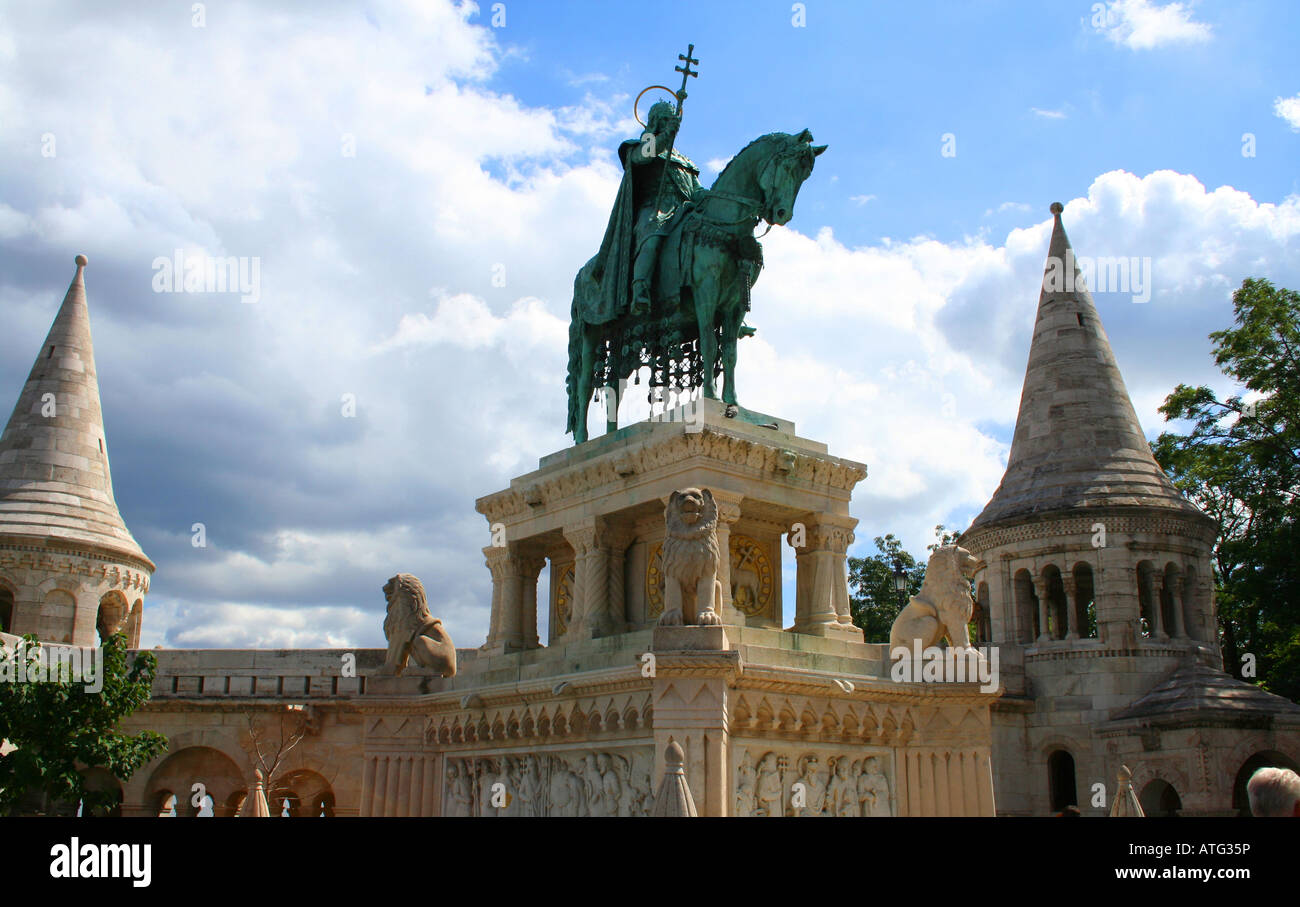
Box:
565;46;825;444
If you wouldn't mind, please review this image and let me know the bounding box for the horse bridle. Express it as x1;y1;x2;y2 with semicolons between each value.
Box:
694;146;806;237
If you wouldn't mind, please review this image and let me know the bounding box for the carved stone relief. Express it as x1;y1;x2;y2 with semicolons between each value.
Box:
729;534;774;618
734;746;894;817
443;747;654;817
551;563;574;639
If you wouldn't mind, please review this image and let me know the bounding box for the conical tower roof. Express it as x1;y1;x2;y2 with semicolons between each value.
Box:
969;204;1205;532
0;255;152;567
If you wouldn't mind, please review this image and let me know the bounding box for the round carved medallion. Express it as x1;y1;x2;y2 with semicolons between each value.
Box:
646;543;665;619
729;535;773;617
554;563;574;637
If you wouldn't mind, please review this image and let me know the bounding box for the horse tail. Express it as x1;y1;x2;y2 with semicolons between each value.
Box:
564;274;584;436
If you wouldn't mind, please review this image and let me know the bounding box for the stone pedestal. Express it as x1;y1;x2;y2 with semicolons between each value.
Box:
342;404;1000;819
650;625;738;816
475;399;868;648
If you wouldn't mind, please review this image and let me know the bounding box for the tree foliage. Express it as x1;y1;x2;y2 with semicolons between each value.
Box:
849;526;964;644
1152;278;1300;701
0;632;167;815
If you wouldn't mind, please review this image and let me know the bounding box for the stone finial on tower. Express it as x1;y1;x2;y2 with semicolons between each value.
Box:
651;740;698;817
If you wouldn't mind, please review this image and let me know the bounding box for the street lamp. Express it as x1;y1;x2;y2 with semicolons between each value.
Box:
892;557;908;609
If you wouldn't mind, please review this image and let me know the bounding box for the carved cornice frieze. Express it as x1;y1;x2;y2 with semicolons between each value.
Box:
736;667;998;706
962;511;1217;555
0;544;151;593
421;685;655;747
476;428;868;524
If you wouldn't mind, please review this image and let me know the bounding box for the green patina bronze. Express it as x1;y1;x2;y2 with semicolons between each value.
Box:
565;45;825;444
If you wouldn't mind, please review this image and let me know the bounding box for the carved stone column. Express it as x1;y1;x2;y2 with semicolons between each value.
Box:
1096;552;1135;647
604;527;634;636
519;553;546;649
1150;572;1168;640
1062;573;1079;640
564;518;612;639
484;546;546;652
1196;575;1214;644
1032;574;1050;643
482;546;511;651
792;515;859;639
1169;573;1187;639
711;491;744;626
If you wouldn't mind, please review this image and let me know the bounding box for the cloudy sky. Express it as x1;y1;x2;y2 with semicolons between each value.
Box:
1;0;1297;648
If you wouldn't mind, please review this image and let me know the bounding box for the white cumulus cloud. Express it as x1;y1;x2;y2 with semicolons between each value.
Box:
1095;0;1213;50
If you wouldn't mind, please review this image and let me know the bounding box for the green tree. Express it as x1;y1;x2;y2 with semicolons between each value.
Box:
849;526;974;645
849;533;923;643
1153;277;1300;701
0;632;168;815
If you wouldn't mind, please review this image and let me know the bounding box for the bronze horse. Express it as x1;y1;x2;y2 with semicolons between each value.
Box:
566;130;825;443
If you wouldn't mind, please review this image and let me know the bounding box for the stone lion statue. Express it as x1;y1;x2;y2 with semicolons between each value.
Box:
888;546;984;653
379;573;457;676
658;488;724;627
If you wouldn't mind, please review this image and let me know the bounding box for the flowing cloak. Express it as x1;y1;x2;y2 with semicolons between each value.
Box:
574;138;702;325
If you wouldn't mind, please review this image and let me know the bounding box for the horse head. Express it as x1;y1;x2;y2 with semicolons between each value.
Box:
757;129;827;226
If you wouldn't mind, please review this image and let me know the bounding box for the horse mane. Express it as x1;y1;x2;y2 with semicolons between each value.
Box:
713;132;797;186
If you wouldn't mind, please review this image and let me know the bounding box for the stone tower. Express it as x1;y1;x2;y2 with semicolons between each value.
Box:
960;204;1224;813
0;255;153;646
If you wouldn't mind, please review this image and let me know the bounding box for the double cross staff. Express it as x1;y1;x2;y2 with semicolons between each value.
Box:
651;43;699;218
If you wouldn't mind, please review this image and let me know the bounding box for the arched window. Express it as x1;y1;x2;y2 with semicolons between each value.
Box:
1072;563;1096;638
1047;750;1077;812
271;769;335;818
0;585;14;633
96;591;129;643
975;582;991;644
1135;561;1156;638
1139;779;1182;817
1014;569;1037;643
1042;565;1068;640
146;746;246;818
155;791;178;817
1162;562;1182;638
1233;751;1300;816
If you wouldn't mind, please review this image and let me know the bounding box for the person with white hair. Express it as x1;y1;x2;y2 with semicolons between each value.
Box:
1247;766;1300;817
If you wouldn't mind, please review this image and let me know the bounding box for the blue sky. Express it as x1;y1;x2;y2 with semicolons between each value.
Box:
1;0;1298;648
481;0;1300;242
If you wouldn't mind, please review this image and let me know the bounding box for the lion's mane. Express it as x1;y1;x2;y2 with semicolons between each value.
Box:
662;488;721;586
384;573;433;645
915;547;974;635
